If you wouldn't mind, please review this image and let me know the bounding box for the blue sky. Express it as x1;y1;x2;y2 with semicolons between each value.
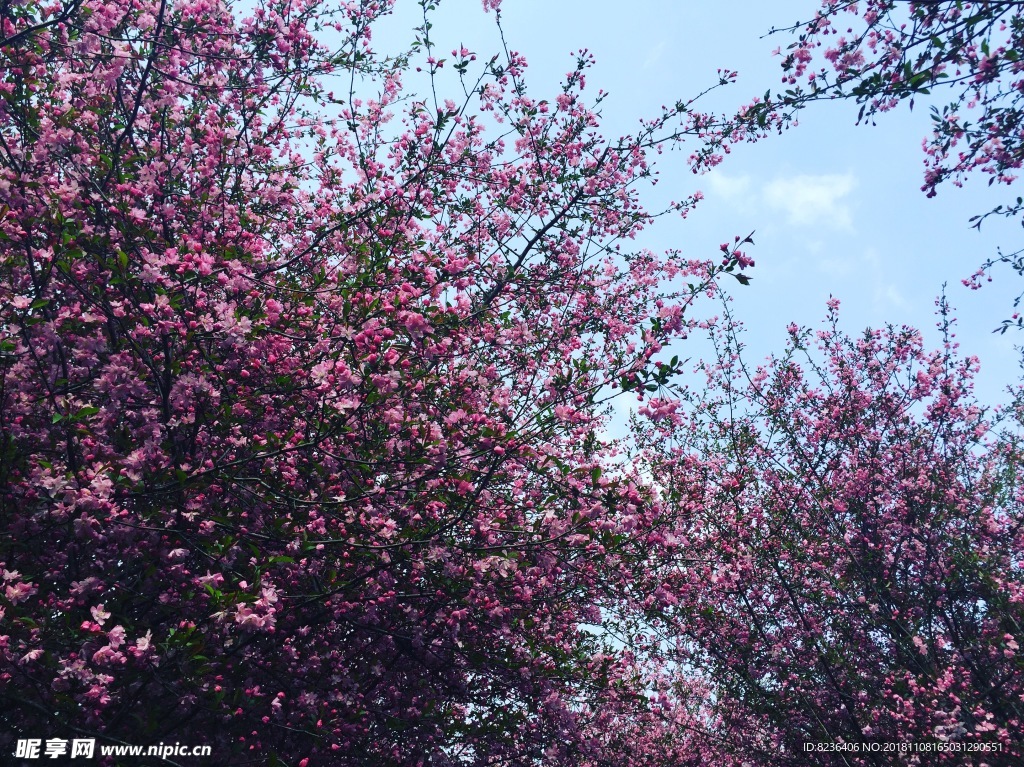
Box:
381;1;1023;408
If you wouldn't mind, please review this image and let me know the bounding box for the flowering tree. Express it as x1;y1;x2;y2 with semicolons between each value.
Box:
638;302;1024;765
0;0;766;763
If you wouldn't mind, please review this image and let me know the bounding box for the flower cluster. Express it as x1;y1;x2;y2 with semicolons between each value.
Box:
0;0;761;763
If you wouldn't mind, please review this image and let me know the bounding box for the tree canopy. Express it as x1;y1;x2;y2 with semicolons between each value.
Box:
638;301;1024;765
0;0;756;763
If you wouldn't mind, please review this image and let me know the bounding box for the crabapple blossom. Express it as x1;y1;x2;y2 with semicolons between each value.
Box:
0;0;765;764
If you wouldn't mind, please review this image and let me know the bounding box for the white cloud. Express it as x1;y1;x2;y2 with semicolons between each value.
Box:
707;171;752;201
816;254;855;278
762;173;856;229
877;283;909;310
643;40;667;70
861;248;909;311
